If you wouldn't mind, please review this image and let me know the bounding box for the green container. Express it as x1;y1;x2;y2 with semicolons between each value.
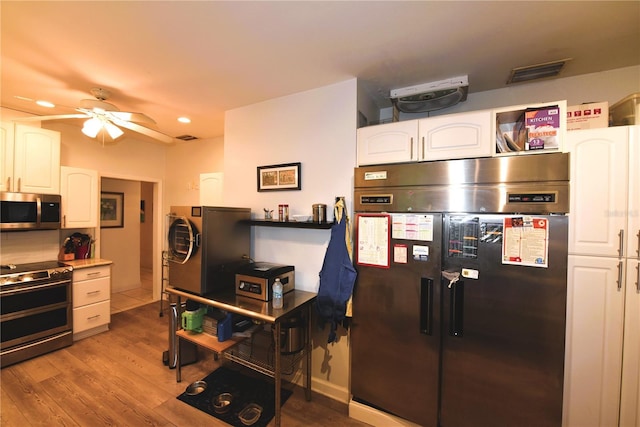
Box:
181;308;205;333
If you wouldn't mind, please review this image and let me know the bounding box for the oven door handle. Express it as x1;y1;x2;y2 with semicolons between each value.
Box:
0;280;70;296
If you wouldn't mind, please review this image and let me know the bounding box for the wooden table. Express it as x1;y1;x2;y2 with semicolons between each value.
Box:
166;286;317;427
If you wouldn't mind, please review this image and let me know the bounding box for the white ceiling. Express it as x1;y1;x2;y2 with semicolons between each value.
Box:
2;1;639;143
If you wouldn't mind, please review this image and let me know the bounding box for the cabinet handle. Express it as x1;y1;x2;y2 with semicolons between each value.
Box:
636;231;640;257
618;229;625;257
617;261;623;290
635;263;639;292
17;177;21;192
87;272;101;277
420;278;433;335
6;177;10;191
87;314;101;320
449;280;464;337
86;290;101;295
63;215;66;228
410;137;414;159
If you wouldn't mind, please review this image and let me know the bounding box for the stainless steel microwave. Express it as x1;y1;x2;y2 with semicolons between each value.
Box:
0;192;61;231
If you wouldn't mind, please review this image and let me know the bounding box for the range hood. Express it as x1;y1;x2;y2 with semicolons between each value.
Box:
390;76;468;113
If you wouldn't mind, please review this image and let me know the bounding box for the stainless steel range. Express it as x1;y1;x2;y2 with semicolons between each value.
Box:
0;261;73;367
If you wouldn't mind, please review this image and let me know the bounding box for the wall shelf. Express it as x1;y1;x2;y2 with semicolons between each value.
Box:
244;219;333;229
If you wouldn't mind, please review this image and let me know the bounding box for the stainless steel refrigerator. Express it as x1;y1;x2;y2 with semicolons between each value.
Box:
351;153;570;427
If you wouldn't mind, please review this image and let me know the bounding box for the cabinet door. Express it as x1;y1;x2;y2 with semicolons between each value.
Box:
0;121;15;192
564;255;625;427
628;126;640;260
568;127;628;257
419;110;492;161
13;124;60;194
620;259;640;427
357;120;418;166
61;166;98;228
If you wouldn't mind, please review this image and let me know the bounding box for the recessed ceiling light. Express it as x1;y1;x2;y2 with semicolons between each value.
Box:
178;117;191;124
36;100;55;108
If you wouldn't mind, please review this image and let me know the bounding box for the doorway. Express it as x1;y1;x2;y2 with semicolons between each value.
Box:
100;176;161;314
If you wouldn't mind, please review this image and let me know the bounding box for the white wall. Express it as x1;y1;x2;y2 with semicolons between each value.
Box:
163;136;224;209
224;78;358;402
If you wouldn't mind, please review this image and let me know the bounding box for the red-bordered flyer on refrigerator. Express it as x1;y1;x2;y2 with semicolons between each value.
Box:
355;213;391;268
502;216;549;268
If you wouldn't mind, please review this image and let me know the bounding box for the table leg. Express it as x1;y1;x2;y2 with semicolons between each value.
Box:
305;304;312;401
274;320;281;427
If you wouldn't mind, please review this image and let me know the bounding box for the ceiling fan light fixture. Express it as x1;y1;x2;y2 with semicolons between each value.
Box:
82;118;102;138
104;122;124;139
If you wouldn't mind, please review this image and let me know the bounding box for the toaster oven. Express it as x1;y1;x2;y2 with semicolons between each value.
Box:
235;262;294;301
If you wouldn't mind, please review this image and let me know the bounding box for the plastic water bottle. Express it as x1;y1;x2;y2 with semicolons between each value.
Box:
272;278;283;309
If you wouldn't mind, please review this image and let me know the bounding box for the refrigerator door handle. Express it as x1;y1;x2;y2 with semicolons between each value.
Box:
420;278;433;335
449;280;464;337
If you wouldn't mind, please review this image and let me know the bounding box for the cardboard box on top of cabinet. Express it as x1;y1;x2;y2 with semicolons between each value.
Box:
525;106;561;151
566;102;609;130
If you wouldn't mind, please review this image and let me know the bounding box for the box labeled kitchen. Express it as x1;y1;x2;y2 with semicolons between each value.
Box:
567;102;609;130
525;106;561;151
494;100;566;156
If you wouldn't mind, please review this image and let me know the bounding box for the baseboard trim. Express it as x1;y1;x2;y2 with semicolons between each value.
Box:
348;399;420;427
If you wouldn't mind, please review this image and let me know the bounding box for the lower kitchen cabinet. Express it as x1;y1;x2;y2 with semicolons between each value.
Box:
620;259;640;427
71;263;112;340
564;255;639;427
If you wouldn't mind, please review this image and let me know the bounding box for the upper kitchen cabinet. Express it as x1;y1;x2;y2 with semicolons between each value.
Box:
0;122;61;194
493;100;567;157
568;126;638;257
357;120;418;166
61;166;98;228
418;109;492;161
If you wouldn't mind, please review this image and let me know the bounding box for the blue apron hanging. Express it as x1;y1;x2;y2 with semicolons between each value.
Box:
315;199;357;343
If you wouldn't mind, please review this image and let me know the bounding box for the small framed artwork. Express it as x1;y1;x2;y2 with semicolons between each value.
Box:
100;192;124;228
257;162;301;192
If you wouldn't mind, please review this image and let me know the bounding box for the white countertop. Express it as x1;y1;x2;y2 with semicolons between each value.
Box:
63;258;112;269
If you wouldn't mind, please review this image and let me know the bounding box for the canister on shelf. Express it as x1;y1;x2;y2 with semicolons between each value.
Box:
313;204;327;223
278;204;289;222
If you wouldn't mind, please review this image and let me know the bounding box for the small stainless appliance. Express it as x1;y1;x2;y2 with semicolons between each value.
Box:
167;206;251;296
0;261;73;367
235;262;294;301
0;192;61;231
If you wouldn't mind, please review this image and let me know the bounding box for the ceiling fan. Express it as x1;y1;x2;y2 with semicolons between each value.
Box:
15;88;174;144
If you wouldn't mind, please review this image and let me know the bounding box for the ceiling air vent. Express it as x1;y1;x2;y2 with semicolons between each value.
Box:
507;59;571;84
176;135;198;141
390;76;469;113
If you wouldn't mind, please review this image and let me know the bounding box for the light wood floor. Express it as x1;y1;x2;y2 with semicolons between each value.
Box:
0;302;370;427
111;267;154;314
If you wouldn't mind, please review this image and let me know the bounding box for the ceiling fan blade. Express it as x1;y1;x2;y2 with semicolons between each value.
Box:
108;111;156;124
13;113;89;122
110;118;175;144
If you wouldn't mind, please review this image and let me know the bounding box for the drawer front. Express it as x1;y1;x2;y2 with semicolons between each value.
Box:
73;265;111;282
73;276;110;307
73;300;110;333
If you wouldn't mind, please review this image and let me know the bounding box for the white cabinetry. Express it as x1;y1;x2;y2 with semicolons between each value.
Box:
357;120;418;166
0;121;15;192
418;109;492;161
72;264;111;340
61;166;98;228
564;125;640;427
356;111;493;166
0;122;60;194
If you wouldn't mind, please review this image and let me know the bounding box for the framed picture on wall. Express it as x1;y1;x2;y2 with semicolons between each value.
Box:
257;162;301;192
100;192;124;228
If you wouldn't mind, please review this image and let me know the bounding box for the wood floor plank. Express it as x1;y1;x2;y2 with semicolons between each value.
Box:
0;302;370;427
